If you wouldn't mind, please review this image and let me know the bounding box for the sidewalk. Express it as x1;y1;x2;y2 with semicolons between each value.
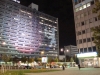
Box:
25;68;100;75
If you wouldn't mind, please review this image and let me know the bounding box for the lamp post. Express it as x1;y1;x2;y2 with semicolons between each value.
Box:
41;51;44;56
64;49;69;62
60;48;69;62
41;51;46;68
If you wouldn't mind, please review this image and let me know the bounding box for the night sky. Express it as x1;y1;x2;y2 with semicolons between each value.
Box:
20;0;76;49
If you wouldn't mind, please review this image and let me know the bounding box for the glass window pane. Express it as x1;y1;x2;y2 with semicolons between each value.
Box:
80;6;82;10
93;46;96;52
84;48;87;52
83;39;86;43
87;38;91;42
80;48;83;53
88;47;92;52
83;4;86;9
87;3;90;7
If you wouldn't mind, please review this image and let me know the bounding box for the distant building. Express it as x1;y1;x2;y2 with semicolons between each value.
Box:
28;3;38;10
64;45;78;57
59;55;65;60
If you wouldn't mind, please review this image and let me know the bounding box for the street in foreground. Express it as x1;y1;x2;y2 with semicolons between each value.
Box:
26;68;100;75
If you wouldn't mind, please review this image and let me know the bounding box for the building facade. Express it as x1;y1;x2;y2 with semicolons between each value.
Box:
72;0;100;67
72;0;98;53
0;0;59;57
64;45;78;57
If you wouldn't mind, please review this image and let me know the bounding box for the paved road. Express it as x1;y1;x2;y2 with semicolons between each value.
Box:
25;68;100;75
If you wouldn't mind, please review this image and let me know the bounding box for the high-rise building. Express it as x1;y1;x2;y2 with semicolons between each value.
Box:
72;0;100;67
0;0;59;57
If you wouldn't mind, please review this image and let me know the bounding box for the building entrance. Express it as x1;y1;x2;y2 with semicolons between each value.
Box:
80;58;98;67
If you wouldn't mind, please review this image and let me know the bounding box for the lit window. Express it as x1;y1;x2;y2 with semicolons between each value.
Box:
79;6;82;10
22;33;25;36
55;22;57;23
2;42;6;45
87;3;90;7
75;8;79;12
14;18;19;20
83;4;86;9
39;22;43;24
29;16;32;18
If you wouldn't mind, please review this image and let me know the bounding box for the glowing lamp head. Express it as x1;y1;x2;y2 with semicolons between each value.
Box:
2;42;6;45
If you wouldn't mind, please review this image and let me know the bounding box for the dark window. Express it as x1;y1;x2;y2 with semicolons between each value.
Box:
88;47;92;52
89;18;92;23
84;48;87;52
81;21;85;25
77;31;81;35
82;30;85;34
74;0;79;5
94;17;98;21
82;0;85;1
78;0;81;3
87;38;91;42
80;48;83;53
92;37;94;41
79;39;82;44
93;46;96;52
83;39;86;43
91;1;94;5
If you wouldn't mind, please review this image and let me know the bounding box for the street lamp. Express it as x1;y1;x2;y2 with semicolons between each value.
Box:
60;48;69;62
2;42;6;45
64;49;69;62
41;51;44;55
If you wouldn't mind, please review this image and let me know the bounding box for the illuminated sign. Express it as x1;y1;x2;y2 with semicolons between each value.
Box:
77;52;97;58
42;57;48;63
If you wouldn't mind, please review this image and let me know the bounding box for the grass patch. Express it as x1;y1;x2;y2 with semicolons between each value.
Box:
0;69;61;75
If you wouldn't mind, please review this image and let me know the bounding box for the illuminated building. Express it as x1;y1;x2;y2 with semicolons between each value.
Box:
0;0;59;57
72;0;100;67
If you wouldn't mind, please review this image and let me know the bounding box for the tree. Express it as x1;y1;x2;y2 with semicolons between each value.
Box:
91;27;100;56
21;56;27;63
53;57;58;62
34;57;38;62
70;57;74;62
28;58;34;63
92;0;100;17
12;57;20;64
48;57;53;63
1;54;11;64
37;58;41;62
91;0;100;57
